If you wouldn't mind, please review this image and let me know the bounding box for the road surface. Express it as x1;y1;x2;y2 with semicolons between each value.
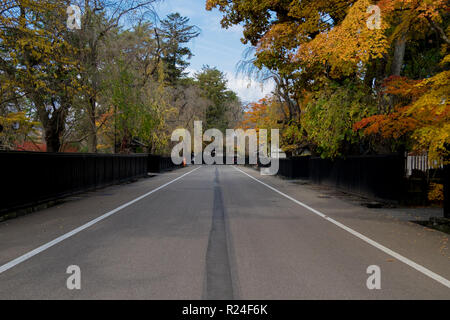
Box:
0;165;449;299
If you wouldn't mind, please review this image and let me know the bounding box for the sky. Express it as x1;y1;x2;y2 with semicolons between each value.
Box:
153;0;274;104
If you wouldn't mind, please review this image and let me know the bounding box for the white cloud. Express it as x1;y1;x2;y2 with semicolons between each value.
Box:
224;72;274;103
185;68;274;103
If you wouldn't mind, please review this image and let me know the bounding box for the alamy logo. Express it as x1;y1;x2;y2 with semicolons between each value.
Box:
366;5;381;30
366;265;381;290
171;121;284;175
67;5;81;30
66;265;81;290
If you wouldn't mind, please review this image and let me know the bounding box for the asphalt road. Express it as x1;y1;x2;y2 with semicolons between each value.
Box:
0;165;449;299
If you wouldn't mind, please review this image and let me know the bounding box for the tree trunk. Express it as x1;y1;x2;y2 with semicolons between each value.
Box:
44;108;67;153
36;99;65;153
45;130;61;153
87;130;97;153
275;77;300;122
87;96;97;153
387;33;407;112
391;34;407;76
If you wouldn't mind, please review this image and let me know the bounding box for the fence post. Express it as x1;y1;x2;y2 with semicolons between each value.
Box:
444;144;450;218
444;163;449;218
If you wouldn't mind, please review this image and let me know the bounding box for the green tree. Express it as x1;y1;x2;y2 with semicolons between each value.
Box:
302;80;377;158
159;13;200;84
71;0;158;152
195;66;241;131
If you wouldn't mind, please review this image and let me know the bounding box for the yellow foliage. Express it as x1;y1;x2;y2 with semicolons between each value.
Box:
428;183;444;202
0;112;40;149
296;0;388;76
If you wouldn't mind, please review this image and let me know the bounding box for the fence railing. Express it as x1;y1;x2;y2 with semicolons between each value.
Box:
148;155;179;173
405;152;443;176
278;157;310;179
0;151;148;214
268;153;447;215
276;154;405;200
310;155;405;200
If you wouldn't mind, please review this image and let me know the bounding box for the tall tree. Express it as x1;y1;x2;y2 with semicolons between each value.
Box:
207;0;449;157
195;66;241;132
0;0;81;152
71;0;158;152
159;13;200;84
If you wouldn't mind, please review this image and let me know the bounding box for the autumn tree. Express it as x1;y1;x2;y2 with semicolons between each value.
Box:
68;0;159;153
208;0;449;158
0;111;39;150
0;0;81;152
354;66;450;163
92;22;171;154
352;1;450;161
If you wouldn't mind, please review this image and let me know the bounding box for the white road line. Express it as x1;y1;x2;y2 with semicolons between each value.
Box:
232;165;450;289
0;166;201;275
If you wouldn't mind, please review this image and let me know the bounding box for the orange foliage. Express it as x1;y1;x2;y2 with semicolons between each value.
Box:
15;141;47;152
354;71;450;160
240;98;272;130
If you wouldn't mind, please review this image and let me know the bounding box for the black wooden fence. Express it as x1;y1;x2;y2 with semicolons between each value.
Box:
277;155;405;200
148;155;179;173
278;157;310;179
445;164;449;217
309;155;405;200
0;151;148;214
